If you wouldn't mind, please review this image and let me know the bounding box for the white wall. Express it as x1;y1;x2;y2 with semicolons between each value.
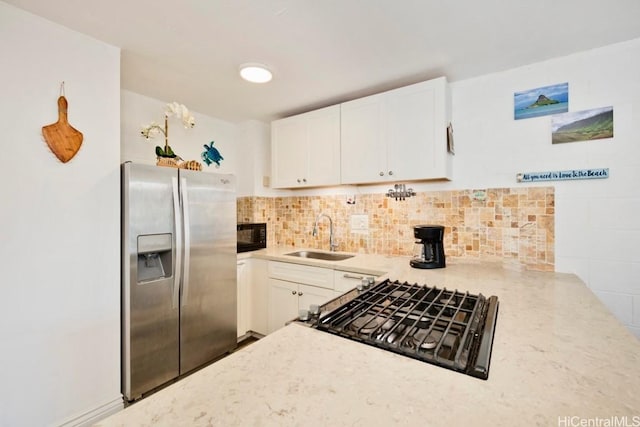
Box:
0;2;122;426
121;90;237;175
447;38;640;338
236;120;269;197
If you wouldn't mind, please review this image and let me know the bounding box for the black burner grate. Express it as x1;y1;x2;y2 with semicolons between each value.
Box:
316;279;499;379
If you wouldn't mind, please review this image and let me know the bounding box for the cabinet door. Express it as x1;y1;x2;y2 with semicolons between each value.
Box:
307;105;340;186
267;278;299;334
340;77;451;184
249;258;269;336
271;115;308;188
298;284;336;312
271;105;340;188
237;260;249;338
340;93;386;184
385;78;448;181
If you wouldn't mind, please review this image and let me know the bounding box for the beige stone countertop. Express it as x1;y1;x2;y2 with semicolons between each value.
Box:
247;246;403;276
98;259;640;427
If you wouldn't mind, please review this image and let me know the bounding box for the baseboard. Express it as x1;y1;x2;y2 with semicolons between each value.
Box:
56;396;123;427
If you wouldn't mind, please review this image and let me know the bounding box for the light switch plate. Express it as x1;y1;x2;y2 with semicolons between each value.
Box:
350;214;369;234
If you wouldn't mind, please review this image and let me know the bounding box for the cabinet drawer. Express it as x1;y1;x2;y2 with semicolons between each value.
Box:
334;270;378;293
268;261;334;290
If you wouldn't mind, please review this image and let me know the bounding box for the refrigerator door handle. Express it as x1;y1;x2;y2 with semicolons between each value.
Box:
180;176;191;306
172;176;182;310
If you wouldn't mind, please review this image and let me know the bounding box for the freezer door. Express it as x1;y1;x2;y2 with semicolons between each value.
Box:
122;163;180;400
179;170;237;374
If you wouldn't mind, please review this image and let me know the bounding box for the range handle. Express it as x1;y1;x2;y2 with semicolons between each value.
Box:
171;177;182;309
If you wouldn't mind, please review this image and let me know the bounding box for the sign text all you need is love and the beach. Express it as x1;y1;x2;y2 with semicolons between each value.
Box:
517;168;609;183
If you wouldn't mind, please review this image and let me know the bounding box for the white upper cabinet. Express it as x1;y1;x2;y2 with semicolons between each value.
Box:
340;93;385;184
341;77;452;184
271;105;341;188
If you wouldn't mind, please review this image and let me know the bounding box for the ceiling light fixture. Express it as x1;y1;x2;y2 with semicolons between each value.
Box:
239;63;273;83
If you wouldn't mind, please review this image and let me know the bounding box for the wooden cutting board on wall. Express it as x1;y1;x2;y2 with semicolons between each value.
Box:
42;95;83;163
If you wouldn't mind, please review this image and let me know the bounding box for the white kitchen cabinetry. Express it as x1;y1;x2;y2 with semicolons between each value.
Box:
249;258;269;336
271;105;341;188
267;261;336;333
237;258;269;338
267;278;335;334
341;77;452;184
265;261;385;333
237;260;249;338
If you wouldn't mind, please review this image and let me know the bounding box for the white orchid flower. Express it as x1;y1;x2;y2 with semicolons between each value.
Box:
141;102;195;141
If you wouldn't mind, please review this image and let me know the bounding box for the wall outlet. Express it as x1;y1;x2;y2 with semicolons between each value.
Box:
350;214;369;234
262;176;270;187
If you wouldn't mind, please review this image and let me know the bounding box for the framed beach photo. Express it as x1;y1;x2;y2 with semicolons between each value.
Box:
514;82;568;120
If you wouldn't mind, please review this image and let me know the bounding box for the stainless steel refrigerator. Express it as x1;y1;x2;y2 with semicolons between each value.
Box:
121;162;237;401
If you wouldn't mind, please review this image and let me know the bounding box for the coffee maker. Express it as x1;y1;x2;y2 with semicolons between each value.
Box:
410;225;446;269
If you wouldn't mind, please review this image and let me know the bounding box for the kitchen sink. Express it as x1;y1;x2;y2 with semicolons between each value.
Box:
285;251;354;261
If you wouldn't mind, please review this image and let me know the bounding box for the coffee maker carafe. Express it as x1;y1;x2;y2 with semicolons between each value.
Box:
410;225;446;269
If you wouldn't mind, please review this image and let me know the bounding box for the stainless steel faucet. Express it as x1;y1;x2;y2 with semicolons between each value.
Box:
312;213;338;252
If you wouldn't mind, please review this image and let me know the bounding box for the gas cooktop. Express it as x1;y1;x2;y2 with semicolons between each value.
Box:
308;279;499;379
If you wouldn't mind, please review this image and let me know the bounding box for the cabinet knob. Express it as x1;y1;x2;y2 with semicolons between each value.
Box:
302;178;307;183
379;171;384;176
388;170;393;176
292;290;297;295
298;292;303;296
297;179;301;183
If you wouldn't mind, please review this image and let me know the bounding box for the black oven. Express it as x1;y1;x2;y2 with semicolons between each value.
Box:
237;223;267;253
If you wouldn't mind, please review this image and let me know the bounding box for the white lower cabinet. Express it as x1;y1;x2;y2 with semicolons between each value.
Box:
267;278;335;334
267;261;336;334
267;278;299;334
237;258;269;338
237;260;249;338
262;260;385;334
249;259;269;336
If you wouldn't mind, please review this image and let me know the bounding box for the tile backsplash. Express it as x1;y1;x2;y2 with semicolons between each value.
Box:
237;186;554;271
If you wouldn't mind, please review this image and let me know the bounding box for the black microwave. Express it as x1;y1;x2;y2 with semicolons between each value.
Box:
237;223;267;253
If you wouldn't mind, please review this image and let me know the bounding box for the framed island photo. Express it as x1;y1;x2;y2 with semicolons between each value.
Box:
514;82;568;120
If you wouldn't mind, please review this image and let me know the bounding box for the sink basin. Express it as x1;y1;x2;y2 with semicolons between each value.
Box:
285;251;354;261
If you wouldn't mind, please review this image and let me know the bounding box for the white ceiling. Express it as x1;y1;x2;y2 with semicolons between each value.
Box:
6;0;640;123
